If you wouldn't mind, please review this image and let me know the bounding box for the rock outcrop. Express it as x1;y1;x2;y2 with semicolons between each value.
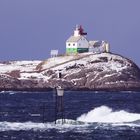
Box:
0;53;140;91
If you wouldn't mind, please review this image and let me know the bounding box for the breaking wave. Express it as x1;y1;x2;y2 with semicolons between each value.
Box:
1;106;140;131
77;106;140;123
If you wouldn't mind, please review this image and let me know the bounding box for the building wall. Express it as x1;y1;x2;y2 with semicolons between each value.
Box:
66;36;89;54
77;48;89;53
66;48;77;54
66;42;78;48
66;47;89;54
89;46;105;53
77;36;89;49
66;42;77;54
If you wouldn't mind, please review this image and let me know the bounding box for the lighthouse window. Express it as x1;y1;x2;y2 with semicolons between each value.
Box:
73;43;75;46
68;43;70;46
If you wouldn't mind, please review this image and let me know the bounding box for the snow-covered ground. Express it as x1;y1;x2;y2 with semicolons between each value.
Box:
0;53;140;90
41;53;93;70
0;53;133;82
0;61;41;73
19;72;52;81
0;61;42;80
51;53;130;73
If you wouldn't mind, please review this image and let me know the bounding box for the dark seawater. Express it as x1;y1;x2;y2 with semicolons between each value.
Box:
0;91;140;140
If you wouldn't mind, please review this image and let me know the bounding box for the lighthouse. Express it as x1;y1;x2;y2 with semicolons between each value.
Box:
66;25;110;55
66;25;89;55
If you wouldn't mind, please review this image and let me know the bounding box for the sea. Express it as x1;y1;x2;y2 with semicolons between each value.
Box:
0;91;140;140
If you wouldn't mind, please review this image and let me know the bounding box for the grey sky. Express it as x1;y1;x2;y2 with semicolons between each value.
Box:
0;0;140;66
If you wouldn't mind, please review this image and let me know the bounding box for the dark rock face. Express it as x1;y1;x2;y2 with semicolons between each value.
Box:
44;53;140;91
0;74;21;89
0;53;140;91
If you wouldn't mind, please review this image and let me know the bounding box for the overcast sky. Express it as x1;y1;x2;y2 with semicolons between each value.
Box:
0;0;140;66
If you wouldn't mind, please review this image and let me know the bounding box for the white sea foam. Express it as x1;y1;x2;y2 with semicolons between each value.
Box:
1;106;140;131
0;122;52;131
77;106;140;123
0;120;85;132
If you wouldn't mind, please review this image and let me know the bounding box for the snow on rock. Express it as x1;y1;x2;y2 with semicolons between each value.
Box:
38;55;78;70
0;61;41;73
38;53;93;70
40;52;140;90
51;53;130;72
0;53;140;91
19;72;48;81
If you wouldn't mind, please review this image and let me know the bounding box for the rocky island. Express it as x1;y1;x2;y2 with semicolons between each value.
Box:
0;52;140;91
1;25;140;91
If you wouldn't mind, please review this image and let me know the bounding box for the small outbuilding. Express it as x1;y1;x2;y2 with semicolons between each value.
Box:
89;41;110;53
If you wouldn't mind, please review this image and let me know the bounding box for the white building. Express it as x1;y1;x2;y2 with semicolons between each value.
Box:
66;25;89;54
66;25;110;55
89;41;110;53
